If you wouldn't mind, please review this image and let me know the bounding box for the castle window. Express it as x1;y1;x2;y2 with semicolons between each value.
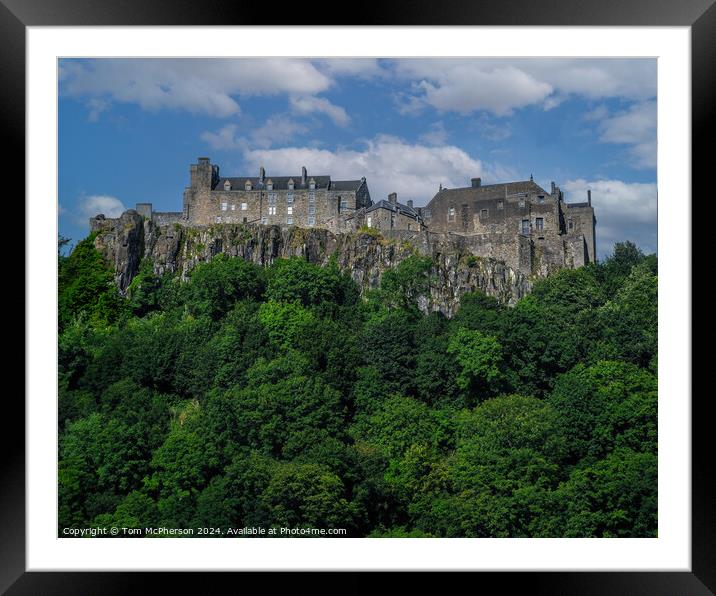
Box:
480;209;488;218
519;199;525;208
267;180;273;191
521;219;530;235
569;220;574;230
309;192;316;202
340;198;348;212
538;195;545;204
268;206;277;215
448;207;456;222
261;216;267;224
287;193;294;203
309;179;316;190
287;216;294;225
288;179;295;190
497;201;503;209
268;193;277;204
535;217;544;230
287;206;293;215
221;202;228;211
308;216;316;225
245;181;252;191
241;202;247;211
231;204;236;211
243;217;247;223
216;216;222;223
224;180;232;191
309;205;316;215
366;216;372;228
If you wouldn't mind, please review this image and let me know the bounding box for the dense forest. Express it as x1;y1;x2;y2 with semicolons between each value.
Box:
58;234;657;537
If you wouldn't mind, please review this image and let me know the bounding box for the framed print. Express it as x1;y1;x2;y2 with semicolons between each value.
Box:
9;0;709;592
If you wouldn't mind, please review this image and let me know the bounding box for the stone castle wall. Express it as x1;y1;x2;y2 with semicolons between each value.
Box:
90;211;534;312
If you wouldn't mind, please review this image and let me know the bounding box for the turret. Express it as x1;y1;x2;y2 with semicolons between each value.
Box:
191;157;214;190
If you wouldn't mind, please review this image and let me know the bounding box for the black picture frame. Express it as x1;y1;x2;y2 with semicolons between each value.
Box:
7;1;706;592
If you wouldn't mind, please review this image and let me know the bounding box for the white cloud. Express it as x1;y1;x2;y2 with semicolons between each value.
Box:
584;104;609;121
241;135;513;205
202;115;310;151
316;58;386;79
563;178;657;256
419;122;448;146
201;124;244;150
60;57;657;128
60;58;333;118
388;58;656;117
414;65;553;116
469;114;512;142
75;195;127;226
251;115;310;149
596;100;656;169
86;98;110;122
530;59;657;101
289;96;350;127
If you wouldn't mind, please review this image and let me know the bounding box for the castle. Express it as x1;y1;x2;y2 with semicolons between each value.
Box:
91;157;597;275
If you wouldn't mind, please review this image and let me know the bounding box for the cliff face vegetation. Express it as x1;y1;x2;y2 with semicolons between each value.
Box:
58;229;658;538
91;210;531;314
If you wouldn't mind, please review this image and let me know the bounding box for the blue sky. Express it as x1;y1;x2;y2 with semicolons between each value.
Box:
58;58;657;258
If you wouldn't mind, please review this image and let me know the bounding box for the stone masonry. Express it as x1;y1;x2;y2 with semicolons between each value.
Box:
89;158;597;280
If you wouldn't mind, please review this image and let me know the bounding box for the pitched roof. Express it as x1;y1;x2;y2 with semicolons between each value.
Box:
330;179;364;191
216;175;330;190
366;199;421;219
215;176;364;192
426;180;550;206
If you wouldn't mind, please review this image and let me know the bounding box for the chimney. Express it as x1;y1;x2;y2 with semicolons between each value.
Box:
471;177;482;188
587;189;592;206
259;166;265;183
551;181;556;195
388;192;397;204
301;166;307;186
407;199;413;208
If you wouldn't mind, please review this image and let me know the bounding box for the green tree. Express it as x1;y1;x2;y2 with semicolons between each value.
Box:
227;354;345;458
58;233;126;331
558;448;657;537
591;264;658;367
266;257;357;315
257;300;317;349
447;328;503;402
379;255;433;311
350;395;454;459
547;360;657;463
260;462;356;531
181;254;265;320
360;310;418;394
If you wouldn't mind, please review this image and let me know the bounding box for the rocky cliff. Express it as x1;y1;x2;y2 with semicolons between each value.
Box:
91;210;533;315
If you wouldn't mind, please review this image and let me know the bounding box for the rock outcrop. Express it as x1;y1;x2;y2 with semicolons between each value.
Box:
91;211;533;315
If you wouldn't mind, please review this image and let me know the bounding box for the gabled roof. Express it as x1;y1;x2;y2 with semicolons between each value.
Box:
214;176;364;192
216;175;331;191
330;179;364;191
366;199;421;220
426;180;550;206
